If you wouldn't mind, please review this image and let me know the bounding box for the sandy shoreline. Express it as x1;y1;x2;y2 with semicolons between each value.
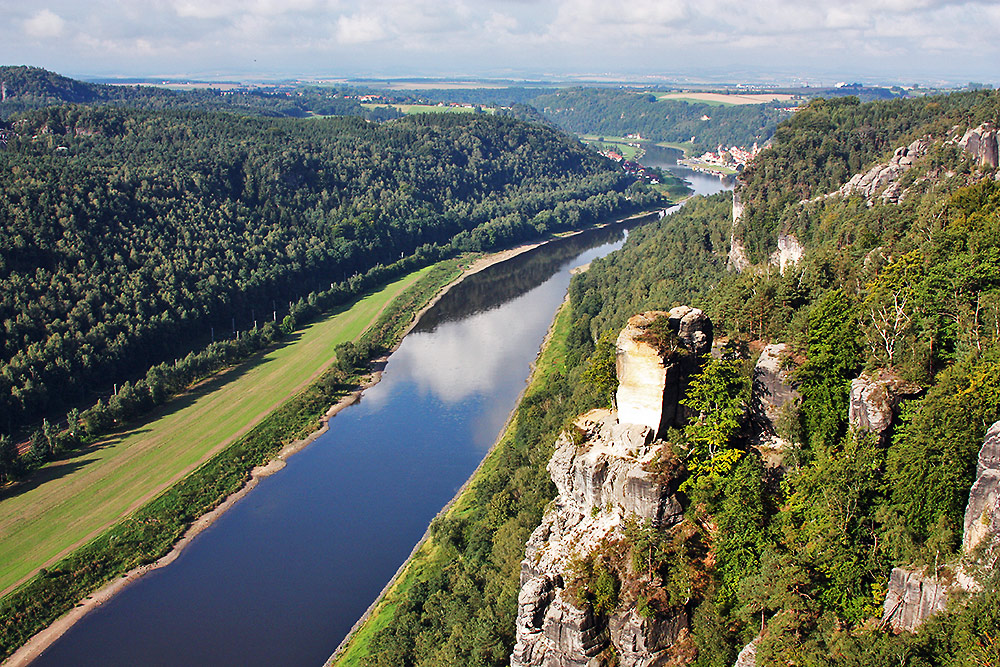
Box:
4;211;658;667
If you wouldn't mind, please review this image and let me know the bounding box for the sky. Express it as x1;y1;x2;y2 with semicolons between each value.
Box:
1;0;998;85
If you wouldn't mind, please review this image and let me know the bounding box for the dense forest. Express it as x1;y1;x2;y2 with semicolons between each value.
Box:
0;101;659;453
0;65;402;120
353;90;1000;665
529;88;787;152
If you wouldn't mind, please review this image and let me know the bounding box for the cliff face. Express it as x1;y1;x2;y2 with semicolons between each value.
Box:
513;310;712;667
881;419;1000;632
959;123;999;169
963;420;1000;556
615;308;712;437
848;370;921;443
749;343;799;452
834;138;930;203
511;411;686;667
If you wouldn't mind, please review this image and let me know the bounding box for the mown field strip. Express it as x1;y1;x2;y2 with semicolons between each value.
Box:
0;268;430;595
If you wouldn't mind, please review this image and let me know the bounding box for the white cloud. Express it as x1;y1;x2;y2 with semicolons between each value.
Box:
24;9;66;38
1;0;998;83
336;13;386;44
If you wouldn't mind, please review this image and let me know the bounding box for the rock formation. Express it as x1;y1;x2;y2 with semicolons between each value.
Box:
511;411;686;667
848;370;921;442
881;419;1000;632
728;192;750;272
834;138;930;203
963;420;1000;557
513;309;714;667
882;568;953;633
769;234;804;274
749;343;799;452
959;123;999;169
733;637;760;667
615;308;712;437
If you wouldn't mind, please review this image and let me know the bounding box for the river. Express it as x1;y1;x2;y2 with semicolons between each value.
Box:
31;170;730;667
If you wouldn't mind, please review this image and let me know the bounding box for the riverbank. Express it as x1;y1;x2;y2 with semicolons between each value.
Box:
5;210;664;667
330;294;577;666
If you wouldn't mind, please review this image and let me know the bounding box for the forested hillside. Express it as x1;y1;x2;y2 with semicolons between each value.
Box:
530;88;786;152
348;90;1000;666
0;104;653;444
0;65;400;120
736;90;1000;260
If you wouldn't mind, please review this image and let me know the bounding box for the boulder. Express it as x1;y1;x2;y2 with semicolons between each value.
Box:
848;370;921;441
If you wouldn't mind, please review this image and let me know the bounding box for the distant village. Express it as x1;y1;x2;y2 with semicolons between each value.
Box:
690;142;762;170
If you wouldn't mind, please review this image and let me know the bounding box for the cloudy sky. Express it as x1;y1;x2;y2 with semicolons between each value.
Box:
2;0;998;84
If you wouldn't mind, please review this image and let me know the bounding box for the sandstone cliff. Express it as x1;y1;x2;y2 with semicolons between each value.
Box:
749;343;799;452
511;411;687;667
513;310;713;667
848;370;921;443
959;123;999;169
881;419;1000;632
616;308;712;437
833;138;930;204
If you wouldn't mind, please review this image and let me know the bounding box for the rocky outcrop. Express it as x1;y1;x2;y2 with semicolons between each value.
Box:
769;234;804;274
512;410;686;667
728;192;750;272
963;420;1000;557
835;138;930;203
733;637;760;667
615;309;712;437
728;234;750;273
959;123;999;169
750;343;799;451
882;567;954;633
848;370;921;442
610;608;688;665
882;420;1000;632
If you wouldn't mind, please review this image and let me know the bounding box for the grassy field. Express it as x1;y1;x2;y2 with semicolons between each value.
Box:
331;300;576;667
654;140;698;156
0;267;433;596
361;103;495;115
579;135;643;160
655;91;797;106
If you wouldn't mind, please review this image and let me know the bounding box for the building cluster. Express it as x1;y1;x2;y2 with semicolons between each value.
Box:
696;142;761;169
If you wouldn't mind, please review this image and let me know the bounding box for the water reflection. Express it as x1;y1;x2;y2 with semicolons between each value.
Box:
31;218;641;667
415;217;654;332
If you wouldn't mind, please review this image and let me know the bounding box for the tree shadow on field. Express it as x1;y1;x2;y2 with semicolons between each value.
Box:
0;457;97;503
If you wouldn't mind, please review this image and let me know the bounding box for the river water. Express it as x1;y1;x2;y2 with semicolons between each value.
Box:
32;171;730;667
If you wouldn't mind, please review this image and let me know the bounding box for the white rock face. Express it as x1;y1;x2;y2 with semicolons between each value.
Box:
615;309;713;436
882;567;953;633
964;420;1000;555
511;411;686;667
959;123;999;168
733;637;760;667
848;370;920;441
728;191;750;272
750;343;799;451
834;138;930;203
769;234;804;274
881;420;1000;632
